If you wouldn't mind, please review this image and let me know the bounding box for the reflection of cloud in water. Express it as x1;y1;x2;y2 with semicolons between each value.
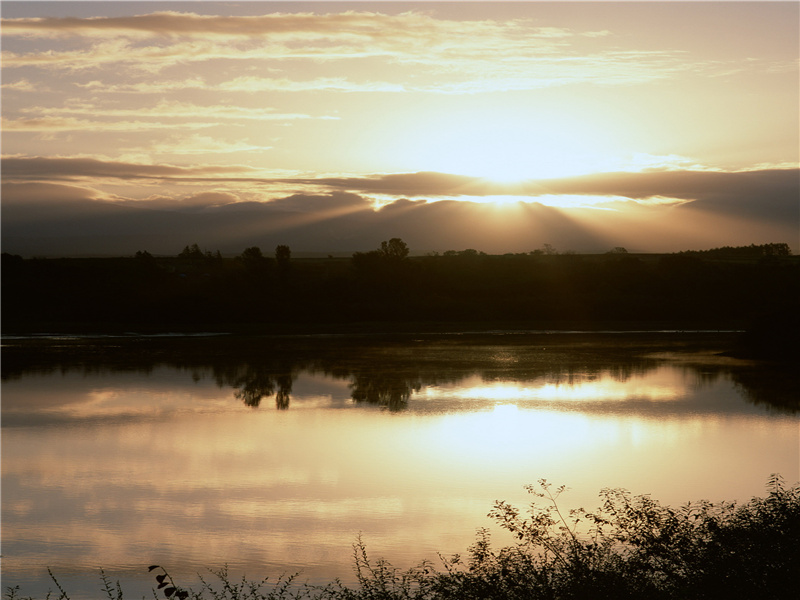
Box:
420;371;681;404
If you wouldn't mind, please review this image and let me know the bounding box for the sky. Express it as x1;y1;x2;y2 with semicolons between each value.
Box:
1;1;798;257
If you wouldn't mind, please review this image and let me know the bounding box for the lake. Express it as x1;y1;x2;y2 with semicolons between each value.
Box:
2;332;798;598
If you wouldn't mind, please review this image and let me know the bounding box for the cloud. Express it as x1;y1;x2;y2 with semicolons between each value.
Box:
0;78;40;92
213;76;409;94
76;78;208;93
17;100;333;122
72;76;408;94
282;172;496;197
3;156;796;225
261;191;372;214
0;182;597;257
3;162;797;258
1;10;719;88
276;168;799;217
530;169;800;223
1;156;259;182
0;181;109;205
1;116;218;133
145;134;273;156
0;11;574;41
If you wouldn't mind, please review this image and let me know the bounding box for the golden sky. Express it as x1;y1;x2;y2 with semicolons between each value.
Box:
1;1;798;255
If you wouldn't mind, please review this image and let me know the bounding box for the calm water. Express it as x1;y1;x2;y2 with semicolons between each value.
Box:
2;333;798;598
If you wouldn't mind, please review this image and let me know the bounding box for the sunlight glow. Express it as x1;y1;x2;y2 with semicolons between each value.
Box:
389;104;623;182
414;130;606;182
471;194;633;209
420;374;682;404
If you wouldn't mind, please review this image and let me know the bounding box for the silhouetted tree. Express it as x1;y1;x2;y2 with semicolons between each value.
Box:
178;243;205;260
351;249;384;275
764;243;791;256
240;246;266;270
276;244;291;264
380;238;409;260
242;246;263;260
276;244;291;281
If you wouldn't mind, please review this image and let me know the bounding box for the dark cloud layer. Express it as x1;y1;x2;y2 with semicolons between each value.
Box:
1;156;257;181
284;168;799;212
280;172;496;196
2;158;797;256
534;169;800;223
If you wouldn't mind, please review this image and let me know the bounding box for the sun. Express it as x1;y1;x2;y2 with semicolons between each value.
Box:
421;126;559;182
401;113;611;183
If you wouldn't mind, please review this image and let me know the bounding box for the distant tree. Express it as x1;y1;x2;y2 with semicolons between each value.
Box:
352;239;411;288
1;252;24;275
607;247;629;254
275;244;291;281
351;249;384;272
275;244;291;264
763;243;791;256
178;243;206;260
380;238;409;260
241;246;264;262
239;246;268;275
542;243;558;255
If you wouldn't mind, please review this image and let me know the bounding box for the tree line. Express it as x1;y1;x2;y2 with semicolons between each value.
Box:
2;240;798;341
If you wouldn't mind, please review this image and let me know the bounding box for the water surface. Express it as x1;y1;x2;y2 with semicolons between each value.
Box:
2;333;797;598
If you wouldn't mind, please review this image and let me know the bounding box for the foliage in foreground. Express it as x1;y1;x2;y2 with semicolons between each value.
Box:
6;476;799;600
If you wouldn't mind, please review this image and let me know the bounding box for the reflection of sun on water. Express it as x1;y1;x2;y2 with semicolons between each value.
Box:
415;370;696;472
424;378;680;404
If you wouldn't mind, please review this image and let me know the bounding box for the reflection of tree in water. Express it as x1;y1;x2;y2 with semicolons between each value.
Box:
5;334;797;415
213;363;294;409
730;365;799;415
349;370;423;411
275;373;292;409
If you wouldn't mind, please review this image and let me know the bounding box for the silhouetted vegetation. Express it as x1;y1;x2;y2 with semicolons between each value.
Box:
7;477;798;600
680;242;792;259
2;242;798;351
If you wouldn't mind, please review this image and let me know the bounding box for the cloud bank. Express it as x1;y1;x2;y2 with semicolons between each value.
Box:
2;156;797;257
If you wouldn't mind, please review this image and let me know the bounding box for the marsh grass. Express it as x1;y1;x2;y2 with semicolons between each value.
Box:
6;476;798;600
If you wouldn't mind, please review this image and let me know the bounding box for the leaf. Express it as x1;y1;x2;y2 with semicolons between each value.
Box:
156;574;167;584
164;587;176;598
158;582;168;589
149;565;160;572
176;592;189;600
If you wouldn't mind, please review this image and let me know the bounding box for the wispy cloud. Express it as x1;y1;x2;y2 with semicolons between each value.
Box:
0;11;578;42
1;116;219;133
1;10;714;88
0;78;40;92
17;100;334;122
144;135;273;156
0;156;260;181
